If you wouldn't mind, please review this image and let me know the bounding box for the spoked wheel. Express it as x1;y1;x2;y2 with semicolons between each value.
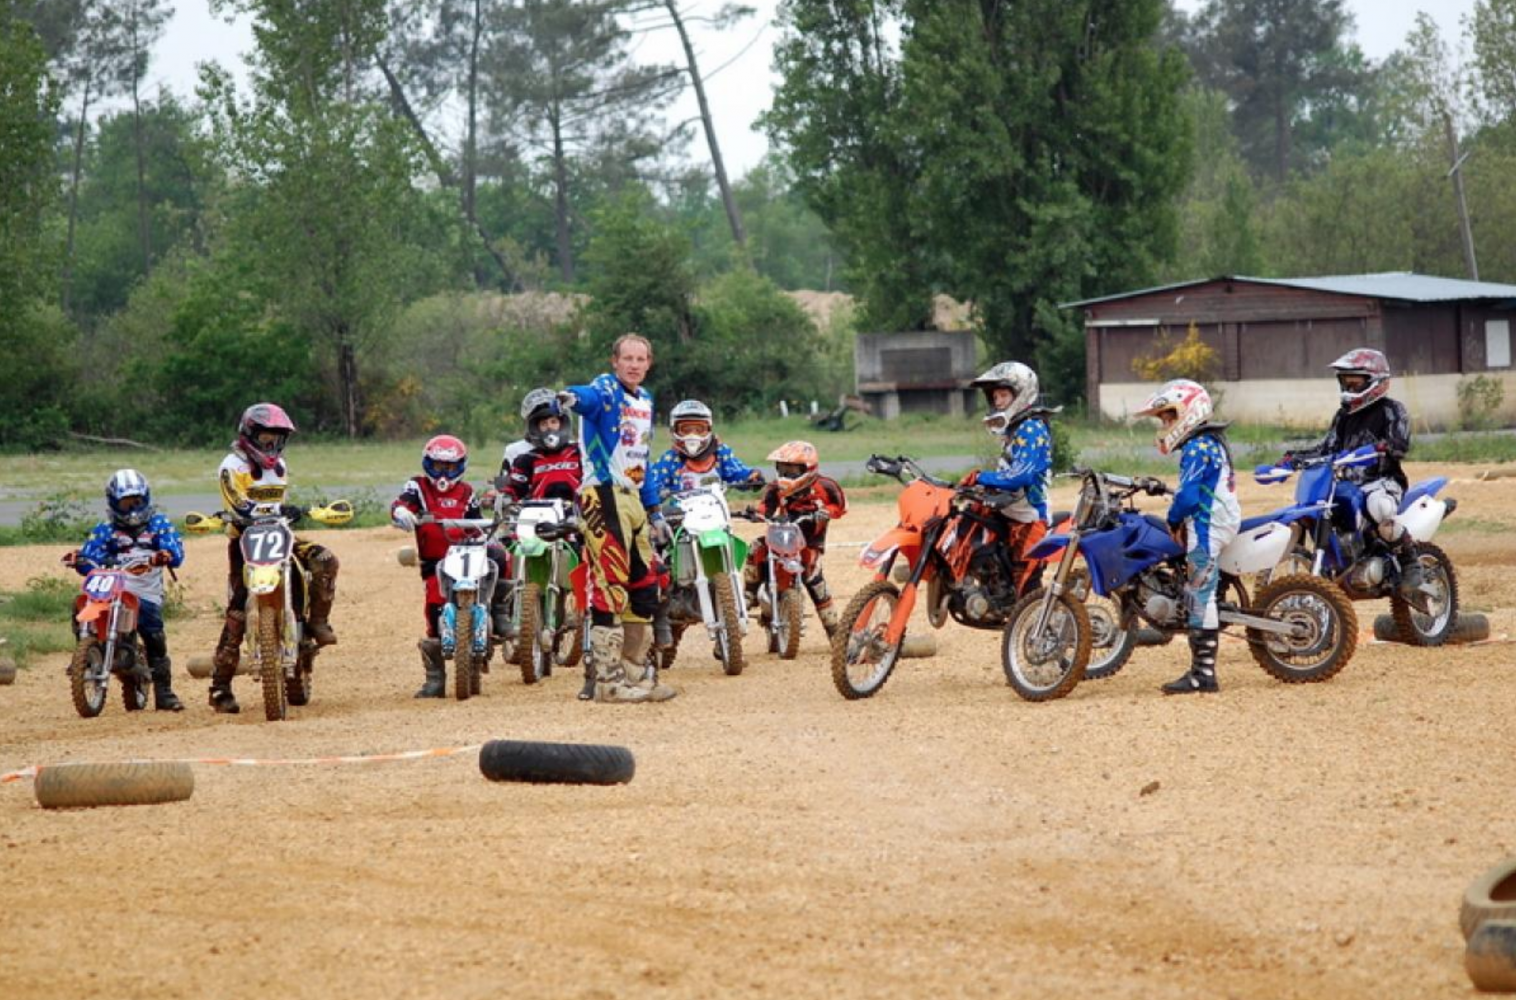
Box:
1246;573;1357;683
516;584;548;685
1068;568;1134;681
1390;542;1459;646
553;591;583;668
121;666;149;712
285;646;314;706
69;639;107;718
830;580;903;700
776;589;803;660
711;575;745;676
454;591;478;701
1002;588;1091;702
257;607;287;722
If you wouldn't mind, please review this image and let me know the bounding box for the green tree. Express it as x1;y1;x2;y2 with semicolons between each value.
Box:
1470;0;1516;124
1168;86;1264;279
204;0;439;437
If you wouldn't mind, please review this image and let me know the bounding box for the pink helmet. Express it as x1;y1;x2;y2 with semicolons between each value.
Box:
1329;348;1391;413
1136;379;1214;456
236;403;296;471
422;434;468;492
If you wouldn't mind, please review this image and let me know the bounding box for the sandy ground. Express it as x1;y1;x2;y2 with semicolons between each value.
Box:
2;463;1514;1000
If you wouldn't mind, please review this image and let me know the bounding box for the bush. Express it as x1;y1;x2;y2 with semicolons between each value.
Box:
1457;375;1506;431
19;494;95;543
1131;323;1221;384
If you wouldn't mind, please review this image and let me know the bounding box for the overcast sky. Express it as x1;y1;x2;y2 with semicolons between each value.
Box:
147;0;1478;180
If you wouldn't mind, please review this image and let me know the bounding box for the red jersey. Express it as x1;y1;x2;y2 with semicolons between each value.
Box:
760;475;847;550
392;476;483;563
506;445;583;504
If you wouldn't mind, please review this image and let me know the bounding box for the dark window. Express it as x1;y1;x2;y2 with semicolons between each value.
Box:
881;348;953;382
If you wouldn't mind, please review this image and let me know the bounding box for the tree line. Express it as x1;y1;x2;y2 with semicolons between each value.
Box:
3;0;1516;449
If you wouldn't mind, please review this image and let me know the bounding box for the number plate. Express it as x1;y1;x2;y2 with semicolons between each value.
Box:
241;522;294;567
82;570;126;601
442;544;488;584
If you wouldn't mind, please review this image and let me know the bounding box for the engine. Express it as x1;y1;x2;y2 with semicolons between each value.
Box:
1135;566;1185;627
948;550;1019;627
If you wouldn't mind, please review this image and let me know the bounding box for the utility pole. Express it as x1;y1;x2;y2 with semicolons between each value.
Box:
665;1;746;249
1445;115;1479;282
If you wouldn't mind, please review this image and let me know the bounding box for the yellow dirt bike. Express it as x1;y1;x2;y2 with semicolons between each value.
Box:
186;501;353;721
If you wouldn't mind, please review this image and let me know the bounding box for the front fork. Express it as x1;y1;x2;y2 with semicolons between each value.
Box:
1032;532;1083;637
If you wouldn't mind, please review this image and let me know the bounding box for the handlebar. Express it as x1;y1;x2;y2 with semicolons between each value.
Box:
865;454;953;489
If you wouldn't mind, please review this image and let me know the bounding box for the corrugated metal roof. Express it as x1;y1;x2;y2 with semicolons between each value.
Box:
1063;272;1516;309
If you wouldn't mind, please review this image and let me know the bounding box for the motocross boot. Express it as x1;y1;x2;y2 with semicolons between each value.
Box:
209;610;245;714
304;548;340;647
653;602;674;650
817;602;840;640
490;592;513;642
1162;629;1220;694
597;622;676;704
586;624;620;701
414;638;446;698
148;655;184;712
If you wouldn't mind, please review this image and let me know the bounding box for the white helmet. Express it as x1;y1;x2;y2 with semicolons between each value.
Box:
669;399;715;460
970;361;1039;436
1135;379;1214;456
1329;348;1391;414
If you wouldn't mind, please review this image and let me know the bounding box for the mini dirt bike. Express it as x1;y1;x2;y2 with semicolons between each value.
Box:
831;455;1065;700
503;499;583;685
1004;469;1358;702
186;500;353;721
736;507;811;659
1253;444;1460;645
66;554;156;717
660;483;750;675
411;514;505;700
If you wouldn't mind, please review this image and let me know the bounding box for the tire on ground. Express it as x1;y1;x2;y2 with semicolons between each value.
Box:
478;740;634;786
900;634;937;659
1466;920;1516;993
1373;611;1489;645
0;656;16;685
34;761;195;810
397;546;418;567
186;655;253;679
1462;857;1516;941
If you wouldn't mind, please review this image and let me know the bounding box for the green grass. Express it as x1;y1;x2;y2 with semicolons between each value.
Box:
0;576;80;668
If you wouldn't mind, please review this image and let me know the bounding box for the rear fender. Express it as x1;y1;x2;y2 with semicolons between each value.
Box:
1396;495;1447;543
1219;521;1292;576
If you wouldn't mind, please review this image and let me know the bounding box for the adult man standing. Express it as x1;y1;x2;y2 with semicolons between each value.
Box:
559;334;676;703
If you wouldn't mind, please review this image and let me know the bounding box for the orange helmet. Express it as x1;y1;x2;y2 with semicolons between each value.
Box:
767;440;818;499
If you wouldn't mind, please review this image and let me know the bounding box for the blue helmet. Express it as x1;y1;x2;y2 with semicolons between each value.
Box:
106;468;153;529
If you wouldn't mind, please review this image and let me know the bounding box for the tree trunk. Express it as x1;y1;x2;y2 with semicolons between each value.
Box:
551;106;574;284
131;27;150;271
665;1;745;248
464;0;481;227
62;75;93;313
337;328;361;438
1445;115;1479;282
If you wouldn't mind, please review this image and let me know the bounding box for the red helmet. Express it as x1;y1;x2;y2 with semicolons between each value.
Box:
1330;348;1391;413
768;440;819;499
422;435;468;492
236;403;296;471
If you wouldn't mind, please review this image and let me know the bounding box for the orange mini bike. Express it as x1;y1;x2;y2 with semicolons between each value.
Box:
829;455;1066;700
67;555;156;717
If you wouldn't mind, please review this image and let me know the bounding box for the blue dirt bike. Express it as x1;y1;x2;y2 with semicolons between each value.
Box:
1001;468;1359;701
1251;444;1459;646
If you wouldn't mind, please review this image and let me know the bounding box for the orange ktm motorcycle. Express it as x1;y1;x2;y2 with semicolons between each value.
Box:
829;455;1070;700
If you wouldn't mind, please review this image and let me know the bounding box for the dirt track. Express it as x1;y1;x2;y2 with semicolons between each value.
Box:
3;463;1514;999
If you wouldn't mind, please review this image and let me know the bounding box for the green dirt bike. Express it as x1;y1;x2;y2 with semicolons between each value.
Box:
658;483;752;676
504;498;585;685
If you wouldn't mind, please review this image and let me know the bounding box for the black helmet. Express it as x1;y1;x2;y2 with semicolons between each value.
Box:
520;387;567;450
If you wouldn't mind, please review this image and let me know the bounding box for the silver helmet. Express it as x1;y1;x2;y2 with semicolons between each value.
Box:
669;399;715;459
970;361;1039;436
520;387;566;450
106;468;154;529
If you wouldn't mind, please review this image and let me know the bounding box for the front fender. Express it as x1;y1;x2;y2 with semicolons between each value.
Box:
246;563;282;596
860;526;923;570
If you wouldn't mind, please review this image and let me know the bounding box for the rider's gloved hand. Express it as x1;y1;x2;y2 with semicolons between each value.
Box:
1281;452;1296;468
150;550;174;566
392;507;418;531
649;513;671;547
279;504;305;521
747;470;765;486
61;550;79;567
556;389;577;412
958;470;979;487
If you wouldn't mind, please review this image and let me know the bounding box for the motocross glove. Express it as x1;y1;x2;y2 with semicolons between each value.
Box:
392;507;419;531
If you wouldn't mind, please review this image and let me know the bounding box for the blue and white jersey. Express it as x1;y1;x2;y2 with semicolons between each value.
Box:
977;416;1052;523
1166;430;1241;549
563;374;654;496
74;513;185;606
643;443;759;507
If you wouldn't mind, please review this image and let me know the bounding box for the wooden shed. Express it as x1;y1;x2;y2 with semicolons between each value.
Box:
1067;273;1516;427
854;330;979;419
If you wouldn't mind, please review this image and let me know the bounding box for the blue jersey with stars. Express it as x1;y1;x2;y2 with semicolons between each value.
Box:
644;443;759;507
562;374;655;498
1166;430;1241;549
74;513;185;606
978;416;1052;523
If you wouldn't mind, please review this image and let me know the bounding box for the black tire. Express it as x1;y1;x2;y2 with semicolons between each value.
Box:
1246;573;1357;683
830;579;904;700
658;623;685;672
478;739;634;785
1462;858;1516;941
1002;588;1091;702
35;761;194;810
553;591;583;668
517;584;547;685
0;656;16;685
1373;610;1489;645
1389;542;1460;647
455;591;478;700
1068;567;1135;681
712;574;745;676
257;606;286;722
1466;921;1516;993
69;639;107;718
777;589;803;660
286;647;313;707
121;664;148;712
